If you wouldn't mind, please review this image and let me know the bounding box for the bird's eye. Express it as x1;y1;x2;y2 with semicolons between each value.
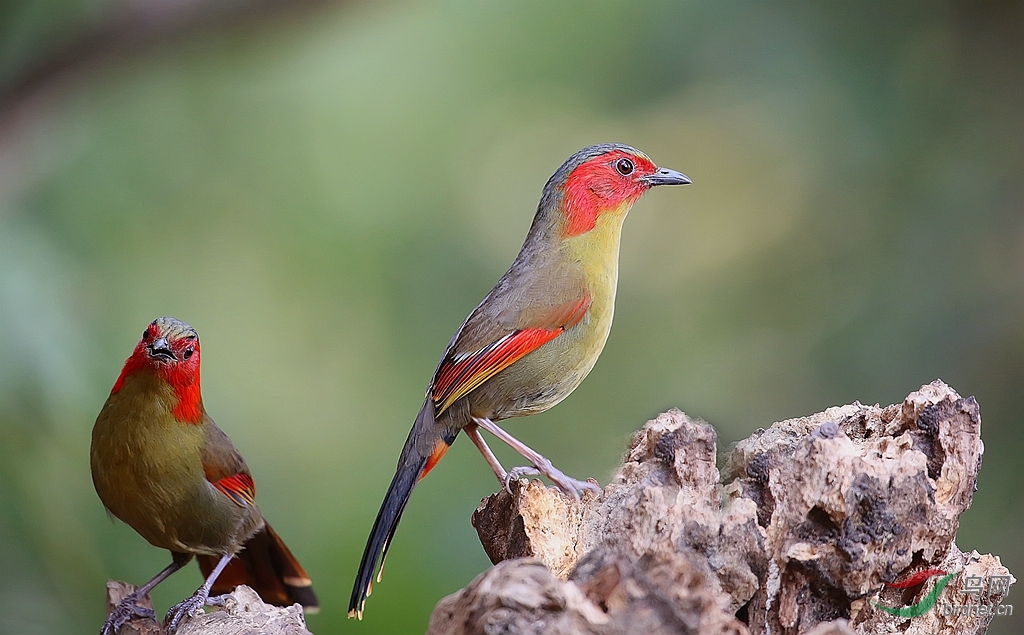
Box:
142;329;150;341
183;347;194;360
615;158;635;176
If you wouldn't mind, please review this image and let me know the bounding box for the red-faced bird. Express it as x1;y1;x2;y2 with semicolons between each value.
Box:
91;317;318;634
349;143;690;617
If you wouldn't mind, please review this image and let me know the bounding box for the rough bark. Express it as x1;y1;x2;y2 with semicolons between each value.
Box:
431;380;1013;635
104;582;312;635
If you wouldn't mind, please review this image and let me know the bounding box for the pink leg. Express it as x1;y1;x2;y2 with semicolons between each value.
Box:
465;423;508;483
472;416;601;500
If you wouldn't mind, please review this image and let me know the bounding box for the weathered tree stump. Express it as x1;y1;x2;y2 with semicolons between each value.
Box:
431;380;1013;635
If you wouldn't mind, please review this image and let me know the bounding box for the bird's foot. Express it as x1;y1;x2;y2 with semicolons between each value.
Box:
100;592;156;635
164;588;212;635
503;466;540;492
505;460;601;501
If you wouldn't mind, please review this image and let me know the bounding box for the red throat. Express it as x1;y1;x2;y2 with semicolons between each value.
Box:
111;340;204;425
165;359;203;424
560;150;656;237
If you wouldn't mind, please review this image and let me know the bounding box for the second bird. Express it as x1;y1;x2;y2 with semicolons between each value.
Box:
349;143;690;617
92;317;318;634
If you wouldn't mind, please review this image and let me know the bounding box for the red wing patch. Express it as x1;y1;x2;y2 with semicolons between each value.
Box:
211;472;256;507
433;328;560;415
431;295;591;415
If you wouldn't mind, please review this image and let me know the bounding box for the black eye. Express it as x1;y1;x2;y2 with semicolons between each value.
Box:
615;158;635;176
142;329;150;341
183;347;194;360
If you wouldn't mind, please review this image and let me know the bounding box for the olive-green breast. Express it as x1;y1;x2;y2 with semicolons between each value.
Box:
90;371;258;555
471;205;628;420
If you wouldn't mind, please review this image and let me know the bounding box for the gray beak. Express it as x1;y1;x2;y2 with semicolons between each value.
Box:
642;168;691;186
147;337;175;362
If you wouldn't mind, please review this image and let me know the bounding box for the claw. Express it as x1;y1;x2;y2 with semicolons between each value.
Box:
503;466;541;493
504;463;601;501
164;589;212;635
100;592;156;635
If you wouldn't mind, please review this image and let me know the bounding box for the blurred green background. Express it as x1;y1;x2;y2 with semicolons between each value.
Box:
1;0;1022;633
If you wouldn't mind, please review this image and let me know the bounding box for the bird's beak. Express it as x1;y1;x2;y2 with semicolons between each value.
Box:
147;337;175;362
642;168;691;187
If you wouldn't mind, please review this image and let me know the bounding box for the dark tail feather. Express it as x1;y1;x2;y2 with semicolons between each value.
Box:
199;524;319;612
349;401;456;619
348;452;425;620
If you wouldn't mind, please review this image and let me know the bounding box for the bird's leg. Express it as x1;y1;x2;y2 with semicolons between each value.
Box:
100;557;186;635
164;552;233;635
465;422;508;484
472;416;601;500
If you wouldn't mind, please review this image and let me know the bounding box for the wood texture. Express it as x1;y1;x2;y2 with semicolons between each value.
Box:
442;380;1013;635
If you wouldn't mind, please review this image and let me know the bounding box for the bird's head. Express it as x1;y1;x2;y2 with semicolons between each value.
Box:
111;317;204;423
137;317;201;368
548;144;690;237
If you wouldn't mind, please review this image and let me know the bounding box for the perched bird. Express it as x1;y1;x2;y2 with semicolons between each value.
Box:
91;317;318;634
349;143;690;617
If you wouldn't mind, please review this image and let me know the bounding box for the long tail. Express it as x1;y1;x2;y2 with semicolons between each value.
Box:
198;523;318;611
348;401;455;619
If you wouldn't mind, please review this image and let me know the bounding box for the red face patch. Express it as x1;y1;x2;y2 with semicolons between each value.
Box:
561;149;659;237
111;319;204;424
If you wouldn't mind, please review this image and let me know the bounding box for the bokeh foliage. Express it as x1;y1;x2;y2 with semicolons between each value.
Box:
1;1;1022;633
